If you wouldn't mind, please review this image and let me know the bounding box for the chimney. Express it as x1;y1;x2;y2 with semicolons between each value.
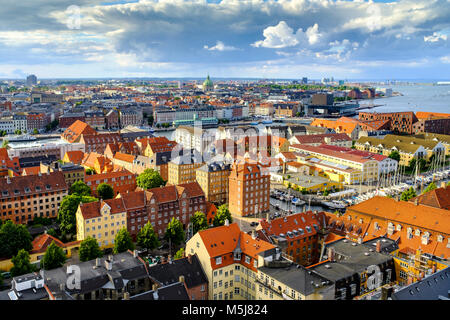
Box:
152;283;159;291
105;258;113;271
357;237;362;244
414;198;418;205
133;250;138;258
123;292;130;300
441;181;446;189
95;258;101;268
179;275;185;284
187;254;192;264
224;219;229;226
59;283;65;292
376;240;381;253
327;247;335;262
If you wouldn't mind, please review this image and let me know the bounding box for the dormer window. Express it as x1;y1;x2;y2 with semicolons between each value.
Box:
14;190;20;195
46;185;51;190
24;187;30;193
36;186;41;191
234;252;241;261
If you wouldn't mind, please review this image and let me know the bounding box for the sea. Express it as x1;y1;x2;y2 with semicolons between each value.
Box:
367;84;450;114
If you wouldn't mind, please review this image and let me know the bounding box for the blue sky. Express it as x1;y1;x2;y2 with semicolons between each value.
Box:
0;0;449;79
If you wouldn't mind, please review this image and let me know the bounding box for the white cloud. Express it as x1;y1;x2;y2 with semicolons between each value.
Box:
441;55;450;63
252;21;322;48
424;32;448;42
204;41;238;51
252;21;299;48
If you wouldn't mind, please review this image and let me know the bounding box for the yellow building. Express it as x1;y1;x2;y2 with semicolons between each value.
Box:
185;222;275;300
168;154;205;185
76;198;127;249
356;134;446;166
392;248;450;286
195;162;231;204
290;144;379;184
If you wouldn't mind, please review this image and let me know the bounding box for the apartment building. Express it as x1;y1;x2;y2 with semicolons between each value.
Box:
0;172;68;224
39;162;85;187
185;222;275;300
355;134;445;166
174;126;215;154
76;198;128;249
228;163;270;217
26;113;50;131
120;109;143;127
289;133;352;148
289;144;380;184
84;110;105;130
259;212;322;266
80;133;123;154
195;162;231;204
344;196;450;259
116;181;206;239
43;251;151;300
59;113;86;129
85;170;137;197
168;151;205;185
358;111;418;134
256;255;335;300
147;254;208;300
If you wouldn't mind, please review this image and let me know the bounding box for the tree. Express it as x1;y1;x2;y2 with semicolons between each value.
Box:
0;221;33;258
69;180;92;196
423;182;437;193
174;247;185;260
33;128;39;135
79;236;103;262
136;169;166;189
57;195;97;237
113;228;135;254
46;228;58;238
85;168;95;175
14;129;22;135
190;211;208;235
401;187;417;201
388;150;401;162
213;204;233;227
2;139;9;149
97;183;114;200
42;241;66;270
137;223;160;250
11;249;35;277
165;218;185;246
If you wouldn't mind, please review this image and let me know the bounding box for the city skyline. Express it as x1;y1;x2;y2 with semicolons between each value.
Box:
1;0;449;79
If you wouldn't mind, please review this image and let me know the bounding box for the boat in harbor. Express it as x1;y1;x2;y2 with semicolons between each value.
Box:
292;198;306;206
321;200;346;210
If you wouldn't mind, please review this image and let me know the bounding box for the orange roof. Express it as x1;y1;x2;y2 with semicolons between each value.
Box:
114;152;135;163
62;120;97;143
85;169;135;183
31;234;80;254
416;111;450;120
206;202;217;223
259;211;320;241
410;185;450;210
198;223;275;260
347;196;450;235
64;150;84;165
22;166;41;176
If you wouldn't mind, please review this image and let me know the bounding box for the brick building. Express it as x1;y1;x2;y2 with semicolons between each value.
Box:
59;113;86;129
228;163;270;217
105;109;119;129
258;211;323;266
26;113;50;131
85;170;137;197
0;172;68;224
117;181;206;239
358;111;418;134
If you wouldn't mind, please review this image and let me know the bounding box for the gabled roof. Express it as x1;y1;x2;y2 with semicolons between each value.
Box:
410;186;450;210
64;150;84;165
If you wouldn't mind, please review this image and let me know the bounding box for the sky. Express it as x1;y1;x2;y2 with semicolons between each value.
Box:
0;0;450;80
